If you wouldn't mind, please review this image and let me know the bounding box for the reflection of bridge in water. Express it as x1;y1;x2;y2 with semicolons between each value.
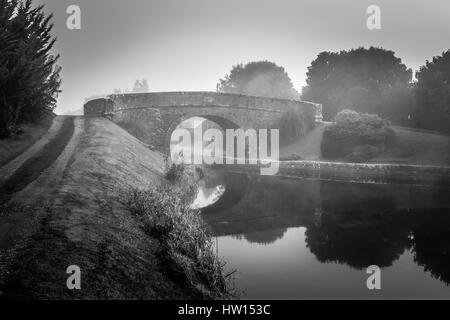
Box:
202;171;450;237
201;171;450;283
202;172;319;236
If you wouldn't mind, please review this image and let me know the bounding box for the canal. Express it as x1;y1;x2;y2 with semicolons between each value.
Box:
196;170;450;299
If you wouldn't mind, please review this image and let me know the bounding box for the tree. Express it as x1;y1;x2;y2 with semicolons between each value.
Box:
414;50;450;134
217;61;298;99
301;47;413;123
113;79;149;94
0;0;61;137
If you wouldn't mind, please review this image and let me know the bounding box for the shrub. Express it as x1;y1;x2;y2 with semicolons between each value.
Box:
321;109;391;161
126;165;235;299
275;106;316;144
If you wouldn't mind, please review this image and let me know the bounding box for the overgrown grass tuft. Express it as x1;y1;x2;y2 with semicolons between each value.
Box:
164;161;191;183
126;163;235;299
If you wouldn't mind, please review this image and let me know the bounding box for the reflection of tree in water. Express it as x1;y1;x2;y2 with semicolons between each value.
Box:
410;209;450;285
233;228;287;245
305;182;411;270
204;170;450;284
305;216;410;269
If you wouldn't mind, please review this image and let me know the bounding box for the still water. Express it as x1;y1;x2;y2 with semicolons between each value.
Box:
197;170;450;299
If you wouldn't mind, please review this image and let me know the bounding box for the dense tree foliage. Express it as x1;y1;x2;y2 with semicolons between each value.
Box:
301;47;413;124
218;61;305;143
413;50;450;134
217;61;298;99
0;0;61;137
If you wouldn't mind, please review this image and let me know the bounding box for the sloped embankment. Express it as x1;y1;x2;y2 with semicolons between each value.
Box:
0;116;197;299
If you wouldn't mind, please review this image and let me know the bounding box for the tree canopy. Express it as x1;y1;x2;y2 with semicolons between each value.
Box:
414;50;450;134
301;47;413;123
113;79;149;94
0;0;61;137
217;61;298;99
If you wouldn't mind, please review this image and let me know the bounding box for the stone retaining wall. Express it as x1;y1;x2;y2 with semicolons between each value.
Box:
215;161;450;187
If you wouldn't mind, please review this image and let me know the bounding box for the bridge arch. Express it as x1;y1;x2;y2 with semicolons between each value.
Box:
165;114;240;156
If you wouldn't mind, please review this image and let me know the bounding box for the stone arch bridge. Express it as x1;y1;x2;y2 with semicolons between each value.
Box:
84;92;322;153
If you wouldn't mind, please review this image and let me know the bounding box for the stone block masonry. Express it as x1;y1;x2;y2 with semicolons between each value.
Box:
84;91;321;153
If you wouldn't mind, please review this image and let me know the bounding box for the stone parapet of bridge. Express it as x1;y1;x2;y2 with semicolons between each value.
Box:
85;91;321;114
84;91;322;152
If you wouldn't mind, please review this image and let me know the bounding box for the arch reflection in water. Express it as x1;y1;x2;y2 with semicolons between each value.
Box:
198;171;450;298
191;181;225;209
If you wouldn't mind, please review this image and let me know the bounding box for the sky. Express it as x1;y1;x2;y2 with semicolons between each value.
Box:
35;0;450;114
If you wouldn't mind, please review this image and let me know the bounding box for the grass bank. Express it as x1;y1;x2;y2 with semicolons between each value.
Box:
0;117;232;299
280;122;450;166
126;163;236;299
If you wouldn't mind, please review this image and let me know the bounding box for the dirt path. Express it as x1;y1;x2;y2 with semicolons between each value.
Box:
0;117;74;205
0;116;54;167
0;116;67;185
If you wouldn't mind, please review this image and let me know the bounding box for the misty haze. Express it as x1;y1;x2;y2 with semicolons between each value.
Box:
0;0;449;305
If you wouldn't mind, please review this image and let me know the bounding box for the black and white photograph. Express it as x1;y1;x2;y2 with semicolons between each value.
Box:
0;0;450;306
